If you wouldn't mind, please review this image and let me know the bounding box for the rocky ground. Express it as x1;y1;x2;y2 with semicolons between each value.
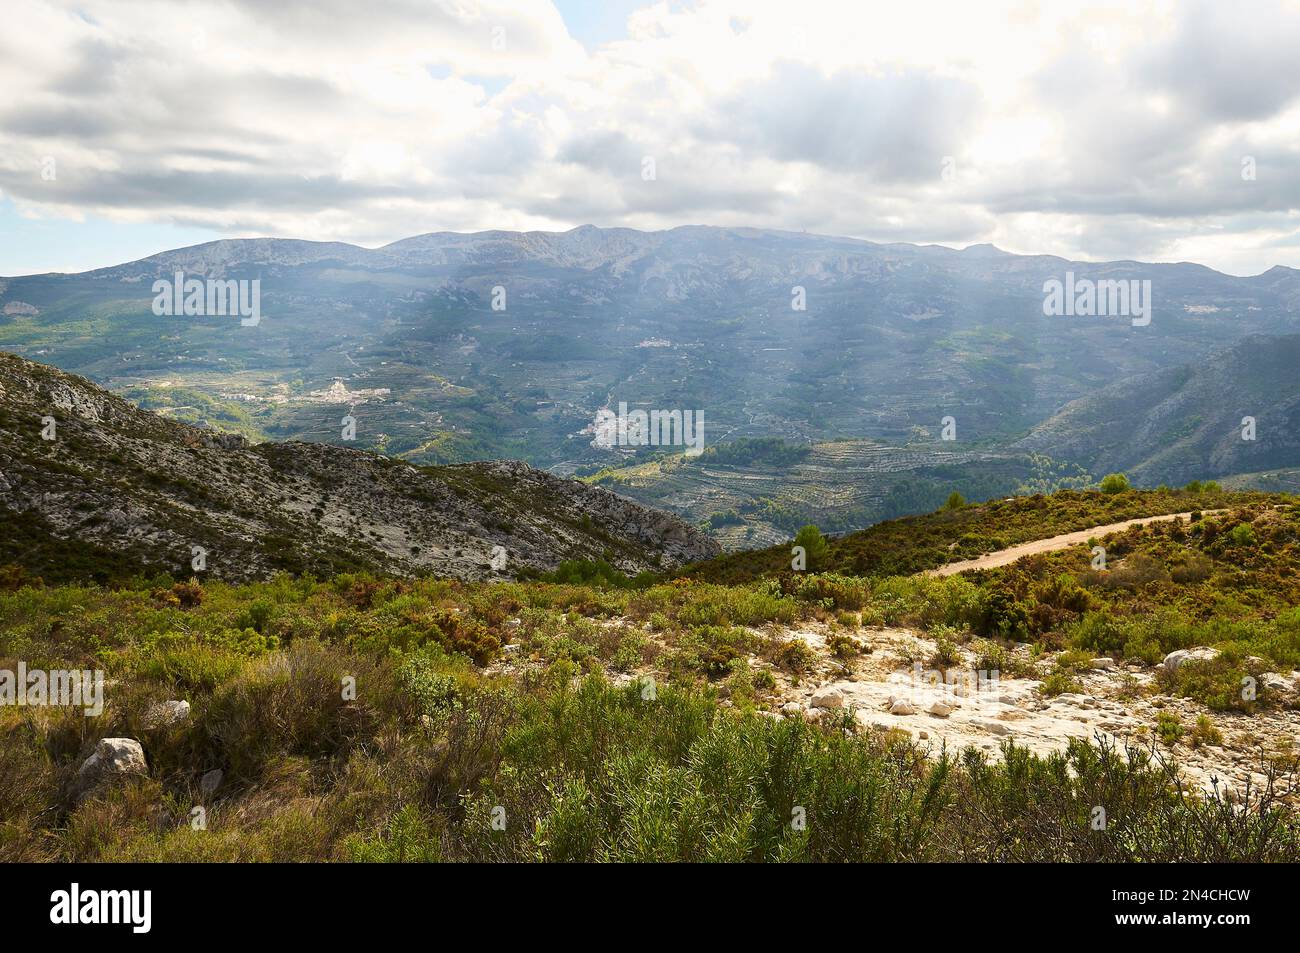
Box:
781;626;1297;802
491;618;1300;804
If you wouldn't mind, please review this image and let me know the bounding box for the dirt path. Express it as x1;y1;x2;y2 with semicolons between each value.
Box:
928;509;1224;576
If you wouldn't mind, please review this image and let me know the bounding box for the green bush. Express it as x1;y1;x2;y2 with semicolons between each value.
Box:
793;525;829;570
1099;473;1131;495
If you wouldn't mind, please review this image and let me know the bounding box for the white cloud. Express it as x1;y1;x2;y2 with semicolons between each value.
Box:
2;0;1299;273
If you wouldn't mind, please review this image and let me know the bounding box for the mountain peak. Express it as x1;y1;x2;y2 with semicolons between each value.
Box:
960;242;1006;257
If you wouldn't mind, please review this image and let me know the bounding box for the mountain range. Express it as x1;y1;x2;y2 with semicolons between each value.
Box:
3;225;1299;544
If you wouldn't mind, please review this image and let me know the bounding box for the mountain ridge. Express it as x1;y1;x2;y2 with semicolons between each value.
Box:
0;351;719;583
1015;333;1300;485
7;223;1297;282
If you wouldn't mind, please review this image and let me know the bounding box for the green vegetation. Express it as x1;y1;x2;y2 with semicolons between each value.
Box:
4;486;1300;862
793;524;829;570
1099;472;1131;494
689;487;1285;583
697;437;812;468
1;570;1295;862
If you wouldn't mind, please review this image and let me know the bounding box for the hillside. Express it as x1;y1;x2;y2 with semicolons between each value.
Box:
0;352;718;584
1015;333;1300;485
4;488;1300;862
684;486;1286;583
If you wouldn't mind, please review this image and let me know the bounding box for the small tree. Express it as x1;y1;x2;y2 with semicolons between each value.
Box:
793;524;829;570
944;491;965;510
1099;472;1131;495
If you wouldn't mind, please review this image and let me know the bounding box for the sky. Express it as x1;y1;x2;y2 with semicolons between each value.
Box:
2;0;1300;276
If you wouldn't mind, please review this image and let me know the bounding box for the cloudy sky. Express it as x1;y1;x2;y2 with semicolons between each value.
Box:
2;0;1299;275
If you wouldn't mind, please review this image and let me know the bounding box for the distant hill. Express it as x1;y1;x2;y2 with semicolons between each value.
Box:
0;352;717;584
1015;333;1300;486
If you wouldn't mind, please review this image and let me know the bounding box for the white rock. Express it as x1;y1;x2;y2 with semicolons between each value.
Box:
889;699;916;715
927;700;955;717
76;738;147;794
1262;673;1290;693
1089;657;1116;670
781;702;803;718
1162;647;1219;674
810;686;844;710
144;699;190;728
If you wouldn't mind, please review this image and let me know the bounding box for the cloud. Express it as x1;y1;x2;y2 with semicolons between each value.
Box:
704;62;982;181
1;0;1299;274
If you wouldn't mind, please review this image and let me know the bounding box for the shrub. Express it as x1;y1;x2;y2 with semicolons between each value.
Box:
1040;667;1081;696
1099;473;1131;495
789;573;869;611
930;636;960;667
1155;711;1183;746
768;638;816;675
1190;714;1223;748
971;638;1009;675
1227;523;1257;547
545;559;633;587
792;525;829;570
428;609;500;665
1161;656;1257;713
827;632;863;660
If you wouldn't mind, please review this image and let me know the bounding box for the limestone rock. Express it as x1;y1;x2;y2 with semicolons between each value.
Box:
76;738;147;795
1162;647;1219;674
144;699;191;728
810;686;844;710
